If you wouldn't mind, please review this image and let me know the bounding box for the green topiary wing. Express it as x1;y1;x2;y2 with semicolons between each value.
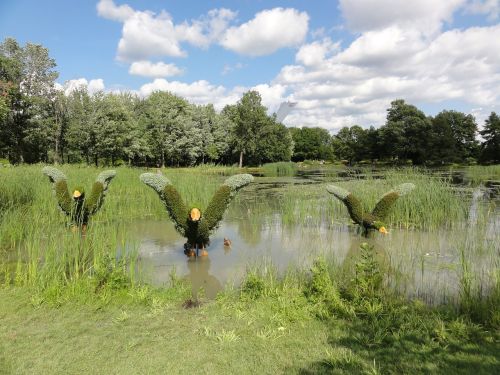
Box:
42;166;72;215
85;170;116;215
326;185;364;225
371;183;415;220
140;173;188;236
201;174;254;233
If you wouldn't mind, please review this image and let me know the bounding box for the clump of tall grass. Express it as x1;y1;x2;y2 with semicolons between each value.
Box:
261;162;297;177
273;168;473;230
0;166;35;214
463;165;500;185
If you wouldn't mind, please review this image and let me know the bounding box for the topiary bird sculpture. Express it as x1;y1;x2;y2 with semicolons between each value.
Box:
42;166;116;232
140;173;253;257
326;183;415;235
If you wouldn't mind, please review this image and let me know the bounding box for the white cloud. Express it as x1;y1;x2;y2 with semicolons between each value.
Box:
97;0;134;21
296;38;339;67
273;23;500;130
466;0;500;20
117;10;186;61
97;0;237;61
220;8;309;56
57;78;106;96
338;0;466;33
129;61;183;78
138;79;287;113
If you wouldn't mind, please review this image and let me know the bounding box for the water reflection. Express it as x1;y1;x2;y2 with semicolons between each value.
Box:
186;257;222;300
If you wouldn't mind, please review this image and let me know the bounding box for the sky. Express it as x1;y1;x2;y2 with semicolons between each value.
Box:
1;0;499;132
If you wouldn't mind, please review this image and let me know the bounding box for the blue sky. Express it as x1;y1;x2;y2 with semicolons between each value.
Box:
1;0;499;131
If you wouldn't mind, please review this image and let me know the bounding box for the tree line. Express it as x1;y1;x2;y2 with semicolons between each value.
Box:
290;101;500;165
1;37;499;167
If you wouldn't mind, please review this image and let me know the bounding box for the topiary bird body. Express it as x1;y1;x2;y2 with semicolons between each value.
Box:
140;173;253;256
42;167;116;229
327;183;415;234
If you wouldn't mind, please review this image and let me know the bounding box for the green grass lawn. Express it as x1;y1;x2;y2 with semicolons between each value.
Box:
1;262;499;375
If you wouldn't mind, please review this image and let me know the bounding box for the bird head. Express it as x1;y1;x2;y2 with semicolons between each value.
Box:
373;221;388;234
72;187;84;200
189;207;201;222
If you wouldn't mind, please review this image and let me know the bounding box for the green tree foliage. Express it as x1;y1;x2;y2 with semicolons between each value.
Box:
0;37;58;163
480;112;500;163
290;127;333;161
224;90;293;166
430;110;478;163
381;99;432;165
227;90;268;167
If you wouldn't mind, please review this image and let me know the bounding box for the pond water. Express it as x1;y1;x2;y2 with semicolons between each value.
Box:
125;170;500;304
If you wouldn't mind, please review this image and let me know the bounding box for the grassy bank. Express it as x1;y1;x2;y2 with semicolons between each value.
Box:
1;250;499;374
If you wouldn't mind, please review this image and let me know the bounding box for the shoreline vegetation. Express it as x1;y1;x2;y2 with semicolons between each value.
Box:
0;164;499;374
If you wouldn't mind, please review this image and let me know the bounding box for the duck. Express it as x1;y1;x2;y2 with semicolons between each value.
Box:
326;183;415;235
140;173;253;257
42;167;116;233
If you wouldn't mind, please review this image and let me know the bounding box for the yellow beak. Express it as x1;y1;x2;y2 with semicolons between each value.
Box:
190;208;201;221
73;190;82;198
379;226;388;234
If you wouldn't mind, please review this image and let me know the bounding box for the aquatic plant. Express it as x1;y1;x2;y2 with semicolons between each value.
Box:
262;162;297;177
326;182;415;234
140;172;253;256
42;166;116;230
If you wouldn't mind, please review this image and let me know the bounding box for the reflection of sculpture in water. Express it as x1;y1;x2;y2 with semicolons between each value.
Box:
327;183;415;236
186;256;222;300
140;173;253;257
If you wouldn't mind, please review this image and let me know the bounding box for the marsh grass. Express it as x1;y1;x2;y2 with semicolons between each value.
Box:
261;161;297;176
463;165;500;185
0;165;232;300
274;168;474;230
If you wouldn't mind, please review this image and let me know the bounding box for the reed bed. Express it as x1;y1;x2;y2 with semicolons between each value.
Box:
261;162;297;177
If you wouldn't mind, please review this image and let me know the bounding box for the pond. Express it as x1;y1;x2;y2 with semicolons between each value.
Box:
125;169;500;304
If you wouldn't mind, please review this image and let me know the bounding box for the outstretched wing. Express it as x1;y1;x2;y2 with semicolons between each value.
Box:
140;173;188;236
201;174;254;233
85;170;116;215
371;183;415;220
326;185;364;225
42;166;72;215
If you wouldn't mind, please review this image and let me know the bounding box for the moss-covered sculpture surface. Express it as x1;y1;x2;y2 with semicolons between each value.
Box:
140;172;253;255
42;167;116;228
326;183;415;234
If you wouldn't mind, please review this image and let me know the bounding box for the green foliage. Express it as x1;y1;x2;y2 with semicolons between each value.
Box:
290;127;334;162
305;258;351;319
351;243;383;300
141;172;252;246
327;182;415;230
241;272;266;300
199;185;231;239
93;255;131;291
370;191;399;220
261;162;297;176
54;179;73;215
43;167;116;226
479;112;500;163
